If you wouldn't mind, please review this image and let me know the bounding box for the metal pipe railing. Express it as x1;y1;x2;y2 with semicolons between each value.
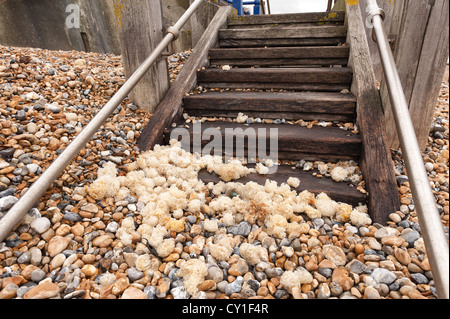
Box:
0;0;205;243
365;0;449;299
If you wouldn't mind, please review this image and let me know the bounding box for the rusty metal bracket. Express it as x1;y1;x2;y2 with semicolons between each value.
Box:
161;39;175;56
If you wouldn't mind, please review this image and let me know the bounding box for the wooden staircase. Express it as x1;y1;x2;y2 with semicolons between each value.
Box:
138;7;401;224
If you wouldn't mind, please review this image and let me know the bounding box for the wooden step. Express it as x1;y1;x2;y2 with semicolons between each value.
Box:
227;12;346;28
183;91;356;122
197;67;353;92
165;121;361;162
198;165;367;207
219;25;347;48
209;46;349;67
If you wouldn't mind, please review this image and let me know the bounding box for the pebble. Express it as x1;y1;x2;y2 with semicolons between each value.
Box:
30;217;51;234
370;268;397;285
225;276;244;295
0;195;18;211
23;282;59;299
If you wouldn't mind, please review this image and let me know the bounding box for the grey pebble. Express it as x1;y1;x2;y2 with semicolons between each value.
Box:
227;221;251;237
410;273;429;284
127;267;144;282
0;195;18;211
401;230;420;247
171;286;190;299
30;268;47;282
370;268;397;285
225;276;244;295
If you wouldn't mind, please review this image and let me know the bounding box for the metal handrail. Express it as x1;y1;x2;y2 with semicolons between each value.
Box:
0;0;205;242
365;0;449;299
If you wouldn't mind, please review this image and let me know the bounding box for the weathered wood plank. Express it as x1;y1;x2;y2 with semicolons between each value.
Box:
209;58;348;67
209;46;350;60
198;82;350;92
118;0;169;113
137;6;232;152
185;110;354;122
227;21;343;29
227;11;346;26
183;91;356;113
198;67;353;84
165;121;362;159
346;2;400;224
219;25;347;40
198;165;367;206
220;37;346;48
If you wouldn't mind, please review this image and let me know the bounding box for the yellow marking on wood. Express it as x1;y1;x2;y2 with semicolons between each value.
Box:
113;0;125;28
345;0;359;5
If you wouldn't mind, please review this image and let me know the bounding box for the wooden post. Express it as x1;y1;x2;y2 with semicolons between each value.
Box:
381;0;449;150
138;6;232;151
358;0;396;82
117;0;170;113
345;2;400;224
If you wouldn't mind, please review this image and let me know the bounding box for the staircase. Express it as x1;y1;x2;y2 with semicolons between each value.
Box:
139;8;401;223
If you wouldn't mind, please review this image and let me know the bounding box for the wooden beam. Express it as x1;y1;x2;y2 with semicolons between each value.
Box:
137;6;232;152
345;2;400;224
118;0;169;113
381;0;449;150
227;11;346;26
198;165;368;206
165;121;362;160
219;25;348;40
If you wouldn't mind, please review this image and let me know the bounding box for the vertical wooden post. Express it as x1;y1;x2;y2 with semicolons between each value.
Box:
358;0;396;82
345;2;400;224
381;0;449;150
117;0;170;113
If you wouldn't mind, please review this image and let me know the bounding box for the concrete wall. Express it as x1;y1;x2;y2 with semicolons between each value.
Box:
0;0;220;54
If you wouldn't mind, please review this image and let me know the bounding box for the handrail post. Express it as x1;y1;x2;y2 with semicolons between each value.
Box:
0;0;206;243
365;0;449;299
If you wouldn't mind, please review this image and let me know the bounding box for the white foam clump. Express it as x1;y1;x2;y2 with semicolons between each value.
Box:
177;259;208;296
330;166;349;182
287;177;301;188
85;140;373;294
280;269;313;293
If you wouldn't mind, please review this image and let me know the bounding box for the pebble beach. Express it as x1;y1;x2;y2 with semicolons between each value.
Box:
0;45;448;300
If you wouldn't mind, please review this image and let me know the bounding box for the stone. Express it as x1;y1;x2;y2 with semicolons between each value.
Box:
171;286;190;299
401;231;420;247
345;259;367;274
0;195;18;211
323;245;347;266
227;221;251;237
30;217;51;234
92;235;113;248
30;269;47;282
23;282;59;299
331;267;354;291
47;236;71;257
112;277;130;296
207;266;223;283
228;259;249;277
374;227;399;239
364;286;381;299
225;276;244;296
0;283;19;299
317;283;331;299
410;273;429;285
121;287;148;299
394;248;411;265
127;267;144;282
29;247;43;266
370;268;397;285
